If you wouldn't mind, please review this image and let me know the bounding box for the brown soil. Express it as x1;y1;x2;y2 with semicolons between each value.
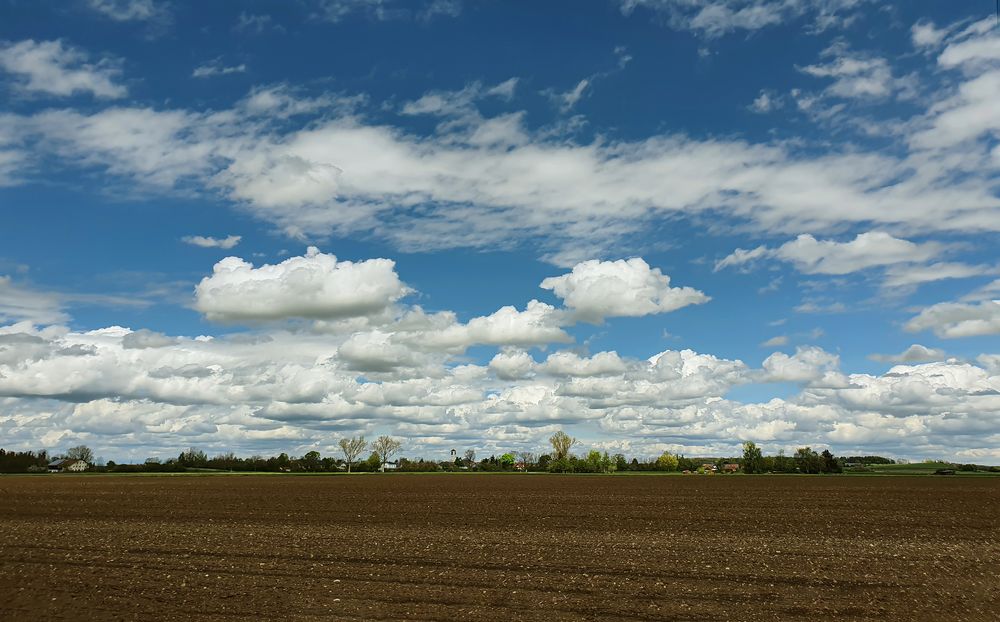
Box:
1;474;997;621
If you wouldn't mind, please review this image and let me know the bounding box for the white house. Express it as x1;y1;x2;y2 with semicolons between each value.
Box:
48;459;88;473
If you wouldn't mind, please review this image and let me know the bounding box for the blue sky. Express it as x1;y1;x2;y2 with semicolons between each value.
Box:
0;0;998;463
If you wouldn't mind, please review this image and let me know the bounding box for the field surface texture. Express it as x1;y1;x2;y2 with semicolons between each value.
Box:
1;474;997;621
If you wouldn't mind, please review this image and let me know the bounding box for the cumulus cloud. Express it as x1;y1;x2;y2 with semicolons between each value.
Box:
1;314;998;462
182;235;242;249
0;39;126;99
905;300;1000;339
194;247;410;322
540;258;709;323
761;346;842;384
869;344;946;364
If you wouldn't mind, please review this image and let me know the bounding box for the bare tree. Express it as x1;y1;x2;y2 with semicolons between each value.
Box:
371;435;402;472
463;449;476;469
338;436;367;473
517;451;535;471
549;431;577;461
66;445;94;464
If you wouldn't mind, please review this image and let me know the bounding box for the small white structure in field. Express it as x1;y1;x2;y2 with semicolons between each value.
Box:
382;460;399;471
48;459;88;473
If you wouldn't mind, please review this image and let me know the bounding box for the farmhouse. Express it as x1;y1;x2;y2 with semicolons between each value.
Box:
48;459;88;473
722;463;740;473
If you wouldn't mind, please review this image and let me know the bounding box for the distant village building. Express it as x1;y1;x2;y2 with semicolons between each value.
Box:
382;460;399;471
722;463;740;473
48;459;88;473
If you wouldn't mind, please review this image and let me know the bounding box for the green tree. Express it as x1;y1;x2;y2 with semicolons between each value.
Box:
339;435;367;473
301;450;321;471
742;441;763;474
794;447;822;474
656;452;679;471
820;449;841;473
499;453;515;469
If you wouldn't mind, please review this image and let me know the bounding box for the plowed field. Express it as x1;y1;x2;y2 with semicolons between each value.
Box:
1;474;997;621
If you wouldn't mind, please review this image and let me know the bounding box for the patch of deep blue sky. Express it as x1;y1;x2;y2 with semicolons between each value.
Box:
0;0;997;387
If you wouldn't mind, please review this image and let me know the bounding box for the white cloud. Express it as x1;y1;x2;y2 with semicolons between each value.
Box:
86;0;167;22
882;262;992;290
760;335;788;348
749;90;782;113
192;59;247;78
539;351;628;377
182;235;242;249
717;232;942;275
0;277;68;325
619;0;875;38
798;42;913;101
0;39;126;99
869;344;946;364
905;300;1000;339
489;350;536;380
540;258;709;323
194;246;410;322
911;21;949;50
761;346;842;384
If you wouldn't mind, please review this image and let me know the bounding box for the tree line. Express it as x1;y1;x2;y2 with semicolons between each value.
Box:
2;433;996;474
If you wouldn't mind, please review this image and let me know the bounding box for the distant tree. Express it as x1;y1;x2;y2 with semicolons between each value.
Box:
179;447;208;468
613;453;628;472
372;435;402;472
463;449;476;469
656;452;679;471
339;436;367;473
300;450;322;471
517;451;535;471
742;441;763;474
549;431;577;461
820;449;841;473
794;447;822;474
536;454;551;471
66;445;94;464
499;453;515;469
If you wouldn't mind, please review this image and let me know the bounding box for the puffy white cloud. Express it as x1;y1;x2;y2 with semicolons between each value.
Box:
0;39;126;98
869;344;946;364
409;300;572;351
539;351;627;377
182;234;241;249
905;300;1000;338
194;247;410;322
540;258;709;323
488;350;536;380
761;346;842;384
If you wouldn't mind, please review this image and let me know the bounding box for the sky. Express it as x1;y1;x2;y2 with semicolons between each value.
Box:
0;0;998;464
